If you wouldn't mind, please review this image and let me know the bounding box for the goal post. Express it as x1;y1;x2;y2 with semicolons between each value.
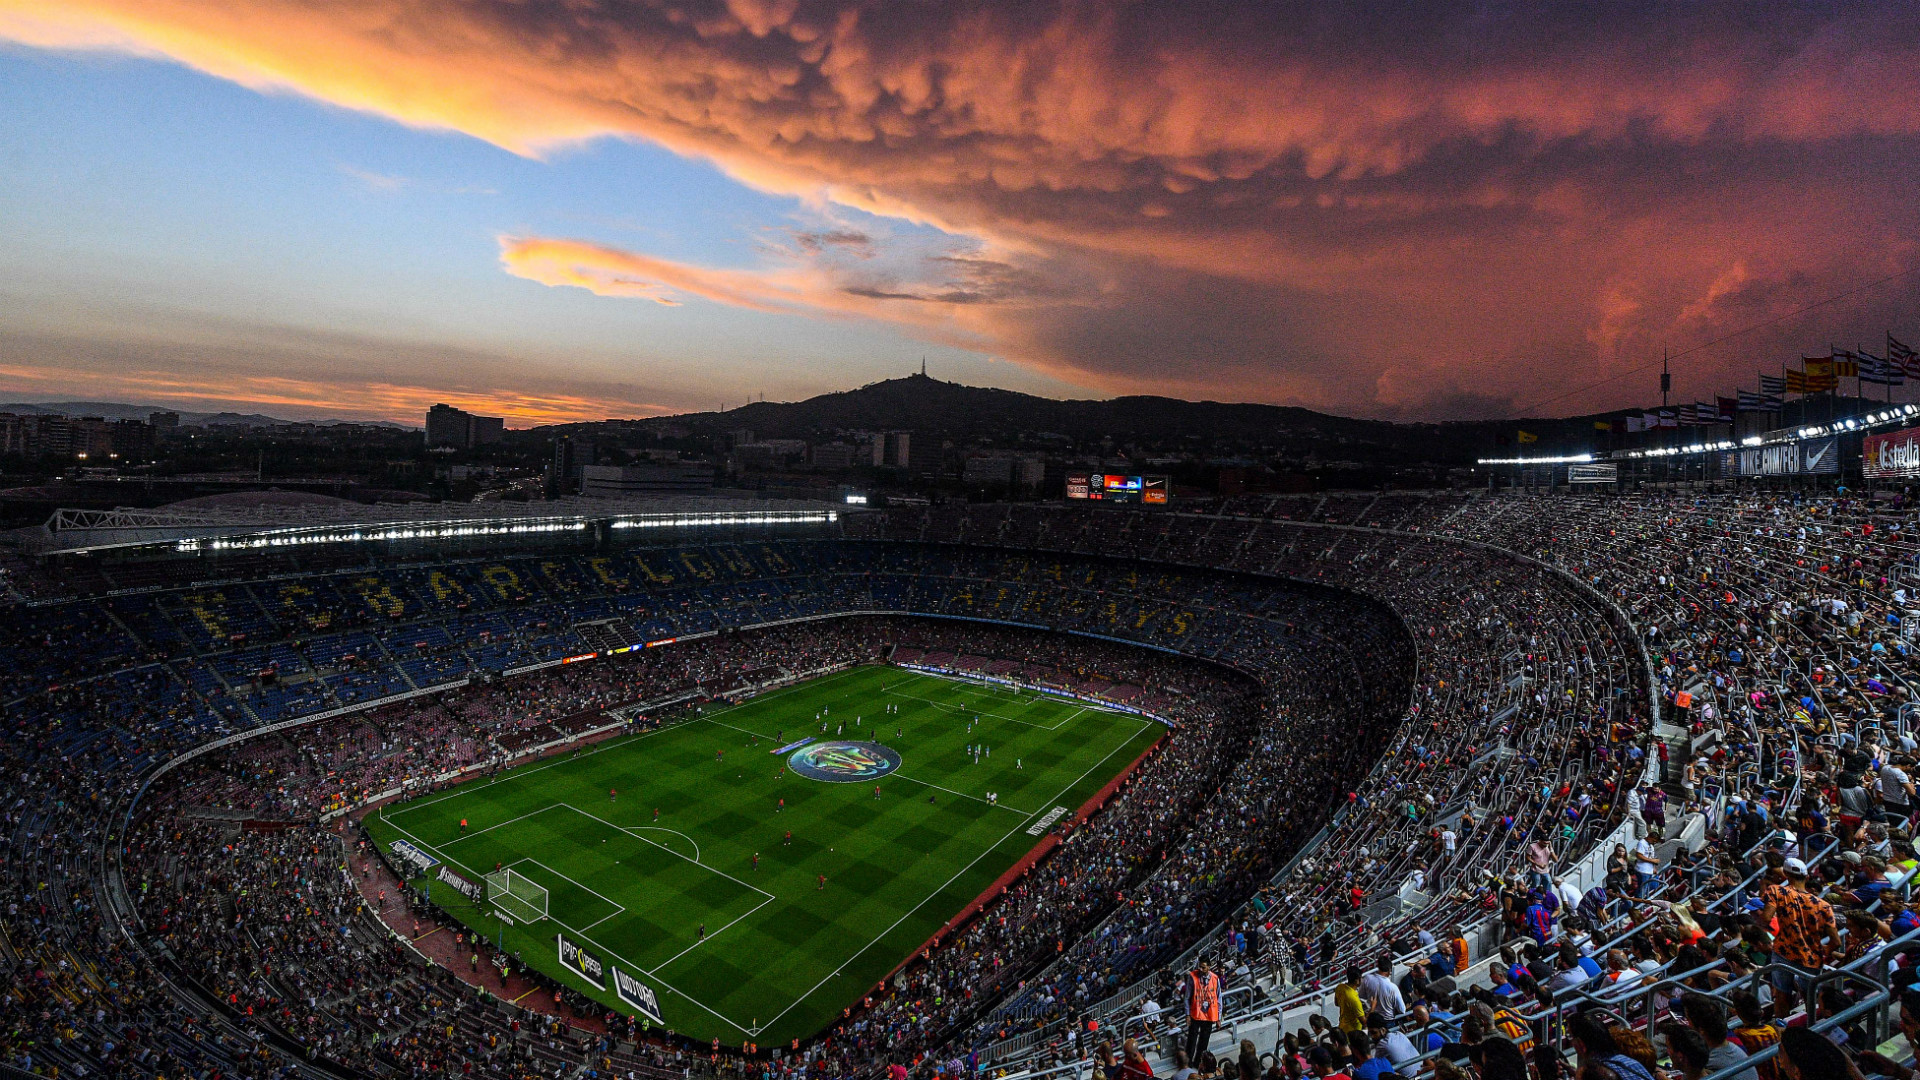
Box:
485;867;549;924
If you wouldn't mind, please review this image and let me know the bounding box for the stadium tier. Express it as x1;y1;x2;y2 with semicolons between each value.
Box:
0;492;1912;1079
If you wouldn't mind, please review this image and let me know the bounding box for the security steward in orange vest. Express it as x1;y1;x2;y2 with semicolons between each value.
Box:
1184;960;1221;1060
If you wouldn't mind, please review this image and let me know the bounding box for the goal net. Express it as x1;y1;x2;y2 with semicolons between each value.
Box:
485;868;549;924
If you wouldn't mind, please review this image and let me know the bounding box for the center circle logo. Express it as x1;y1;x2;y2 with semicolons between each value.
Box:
788;740;902;783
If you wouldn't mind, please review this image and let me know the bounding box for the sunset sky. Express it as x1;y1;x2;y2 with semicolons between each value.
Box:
3;1;1919;426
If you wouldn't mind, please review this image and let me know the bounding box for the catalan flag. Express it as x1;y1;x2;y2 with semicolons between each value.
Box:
1785;366;1836;394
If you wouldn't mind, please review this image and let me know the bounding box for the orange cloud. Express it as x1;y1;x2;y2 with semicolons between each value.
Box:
0;357;673;427
8;1;1920;415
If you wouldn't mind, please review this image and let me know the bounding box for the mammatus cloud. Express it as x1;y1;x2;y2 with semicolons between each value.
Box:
7;1;1920;414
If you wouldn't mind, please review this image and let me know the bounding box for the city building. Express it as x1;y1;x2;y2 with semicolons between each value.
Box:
579;463;716;497
425;403;506;449
963;454;1047;489
0;413;152;459
810;442;856;470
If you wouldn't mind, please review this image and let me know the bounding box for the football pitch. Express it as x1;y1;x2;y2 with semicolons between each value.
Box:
365;665;1164;1047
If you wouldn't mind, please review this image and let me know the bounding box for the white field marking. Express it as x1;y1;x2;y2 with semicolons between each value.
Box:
395;669;1146;1039
752;713;1152;1035
702;715;771;741
889;772;1035;816
500;856;629;920
388;667;873;821
379;815;451;872
385;714;675;819
498;863;753;1035
580;910;622;932
698;667;882;741
441;803;569;846
881;687;1029;725
386;803;759;1035
632;826;701;862
882;675;1111;731
558;803;774;901
645;891;778;974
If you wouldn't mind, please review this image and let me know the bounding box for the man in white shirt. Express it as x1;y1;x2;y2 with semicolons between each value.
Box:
1633;832;1661;897
1545;950;1590;993
1367;1013;1421;1073
1358;957;1406;1017
1880;758;1915;823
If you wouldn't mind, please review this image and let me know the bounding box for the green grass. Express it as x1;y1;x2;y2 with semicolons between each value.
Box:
364;665;1164;1047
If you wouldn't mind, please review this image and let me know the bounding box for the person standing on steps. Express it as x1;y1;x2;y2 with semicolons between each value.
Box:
1184;959;1221;1061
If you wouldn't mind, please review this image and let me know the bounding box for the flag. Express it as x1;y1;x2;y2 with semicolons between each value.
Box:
1516;430;1538;444
1805;356;1835;378
1891;335;1919;376
1759;373;1787;395
1858;350;1906;386
1829;350;1859;378
1737;390;1770;411
1693;401;1720;424
1716;397;1738;422
1786;366;1836;394
1593;420;1612;432
1657;410;1678;429
1626;415;1647;433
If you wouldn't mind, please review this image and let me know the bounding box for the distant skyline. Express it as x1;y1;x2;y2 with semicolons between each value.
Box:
3;2;1919;426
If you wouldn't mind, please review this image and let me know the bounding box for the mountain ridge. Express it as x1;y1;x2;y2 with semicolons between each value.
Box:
0;401;414;429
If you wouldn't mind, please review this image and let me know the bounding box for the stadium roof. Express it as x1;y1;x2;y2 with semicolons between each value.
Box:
30;495;845;556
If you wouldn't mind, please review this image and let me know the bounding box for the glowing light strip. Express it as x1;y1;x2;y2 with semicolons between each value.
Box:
1475;453;1594;465
168;510;836;554
1624;404;1920;458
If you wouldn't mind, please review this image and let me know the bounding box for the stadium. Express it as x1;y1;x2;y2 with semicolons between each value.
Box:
0;476;1902;1080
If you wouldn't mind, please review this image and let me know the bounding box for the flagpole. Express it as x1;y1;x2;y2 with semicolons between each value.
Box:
1890;332;1896;405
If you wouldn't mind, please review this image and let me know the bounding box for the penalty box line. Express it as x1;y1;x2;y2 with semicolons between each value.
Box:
497;856;629;930
558;803;776;903
400;803;771;1037
383;713;683;823
883;673;1114;732
646;890;778;975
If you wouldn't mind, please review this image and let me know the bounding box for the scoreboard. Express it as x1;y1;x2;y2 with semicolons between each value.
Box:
1065;474;1170;505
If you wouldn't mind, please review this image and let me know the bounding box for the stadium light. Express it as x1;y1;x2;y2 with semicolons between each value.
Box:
171;509;837;554
1475;453;1594;465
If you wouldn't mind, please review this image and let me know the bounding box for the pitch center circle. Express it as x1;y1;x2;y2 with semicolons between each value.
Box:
788;740;903;782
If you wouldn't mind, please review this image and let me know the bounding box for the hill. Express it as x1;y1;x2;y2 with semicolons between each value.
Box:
550;374;1625;462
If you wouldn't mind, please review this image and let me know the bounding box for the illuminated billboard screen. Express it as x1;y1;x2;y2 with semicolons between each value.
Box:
1866;426;1920;478
1065;474;1171;505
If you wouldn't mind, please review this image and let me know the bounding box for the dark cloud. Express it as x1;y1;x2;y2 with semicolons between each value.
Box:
12;0;1920;414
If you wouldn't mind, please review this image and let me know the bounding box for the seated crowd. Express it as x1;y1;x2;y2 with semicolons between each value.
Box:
1;491;1913;1080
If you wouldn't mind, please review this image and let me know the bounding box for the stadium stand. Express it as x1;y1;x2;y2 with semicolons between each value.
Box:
0;493;1911;1080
